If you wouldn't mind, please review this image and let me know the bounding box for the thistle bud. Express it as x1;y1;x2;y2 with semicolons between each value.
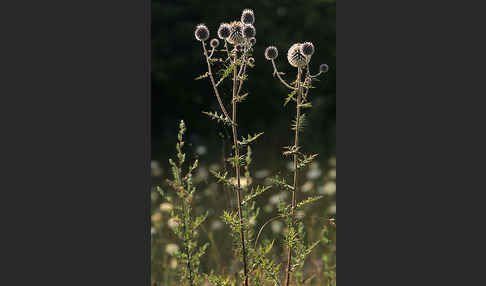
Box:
218;23;231;39
210;38;220;48
301;42;315;56
243;24;256;39
194;24;209;42
264;46;278;60
319;64;329;73
241;8;255;24
227;21;244;45
287;43;309;68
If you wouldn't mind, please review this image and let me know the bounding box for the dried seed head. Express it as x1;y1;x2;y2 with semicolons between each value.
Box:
302;42;315;56
227;21;244;45
241;8;255;24
210;38;220;48
287;43;310;68
248;57;255;64
264;46;278;60
319;64;329;73
217;23;231;39
249;37;256;46
243;24;256;39
194;23;209;42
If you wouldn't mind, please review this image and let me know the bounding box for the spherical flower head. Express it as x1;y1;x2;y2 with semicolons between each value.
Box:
287;43;310;68
243;24;256;39
210;38;220;48
241;8;255;24
227;21;244;45
265;46;278;60
194;24;209;42
301;42;315;56
319;64;329;73
218;23;231;40
249;37;256;46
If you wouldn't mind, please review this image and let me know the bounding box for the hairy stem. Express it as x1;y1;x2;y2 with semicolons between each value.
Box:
284;67;303;286
271;59;297;90
201;41;232;123
231;52;249;286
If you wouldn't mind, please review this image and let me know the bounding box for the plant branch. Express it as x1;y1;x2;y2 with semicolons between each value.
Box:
271;59;297;90
284;67;303;286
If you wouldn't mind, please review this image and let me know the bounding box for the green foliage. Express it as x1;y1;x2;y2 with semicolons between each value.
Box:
297;153;319;169
242;185;272;205
160;121;208;286
284;89;297;106
238;132;264;146
291;113;307;132
268;175;294;192
202;111;235;126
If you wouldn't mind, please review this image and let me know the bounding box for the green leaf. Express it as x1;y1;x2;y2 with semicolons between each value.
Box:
284;89;297;106
202;111;235;126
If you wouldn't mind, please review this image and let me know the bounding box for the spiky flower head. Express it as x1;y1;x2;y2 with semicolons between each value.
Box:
249;37;256;46
302;42;315;56
218;23;231;39
241;9;255;24
227;21;244;45
243;24;256;39
265;46;278;60
319;64;329;73
287;43;310;68
248;57;255;64
210;38;220;48
194;24;209;42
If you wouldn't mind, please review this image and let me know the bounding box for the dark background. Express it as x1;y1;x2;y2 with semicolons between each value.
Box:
151;0;336;167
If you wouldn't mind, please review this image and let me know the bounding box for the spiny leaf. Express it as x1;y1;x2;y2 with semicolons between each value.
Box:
268;175;294;191
233;92;248;103
284;89;297;106
282;145;301;157
291;113;307;132
295;195;323;210
298;102;312;109
209;170;233;187
242;185;272;205
297;153;319;169
202;111;234;126
238;132;264;145
195;72;209;80
215;63;235;87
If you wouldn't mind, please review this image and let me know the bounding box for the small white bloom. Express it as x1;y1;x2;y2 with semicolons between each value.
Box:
165;243;179;255
159;203;173;213
271;221;283;233
168;218;180;229
327;203;336;214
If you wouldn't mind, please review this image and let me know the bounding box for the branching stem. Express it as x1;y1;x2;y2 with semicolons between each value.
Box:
284;67;303;286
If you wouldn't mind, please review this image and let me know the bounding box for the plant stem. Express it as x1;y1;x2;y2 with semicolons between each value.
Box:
231;52;249;286
201;41;232;123
284;67;302;286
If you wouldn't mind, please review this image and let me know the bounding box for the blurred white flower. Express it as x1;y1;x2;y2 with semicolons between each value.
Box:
255;169;271;179
211;220;223;231
159;203;173;213
165;243;179;255
194;166;209;183
322;182;336;196
168;218;180;229
286;161;295;171
329;156;336;167
328;168;336;179
302;181;314;192
195;145;207;156
170;258;178;269
327;203;336;214
229;177;252;188
264;204;274;213
269;192;288;205
151;227;157;235
151;160;163;177
151;212;162;223
306;168;322;180
271;221;283;233
296;210;305;219
249;216;256;226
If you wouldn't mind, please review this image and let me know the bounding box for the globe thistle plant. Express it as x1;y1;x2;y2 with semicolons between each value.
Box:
194;24;209;42
265;41;329;286
193;8;267;286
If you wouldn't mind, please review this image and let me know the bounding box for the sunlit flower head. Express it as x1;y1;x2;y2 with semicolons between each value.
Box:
264;46;278;60
218;23;231;39
241;9;255;24
210;38;220;48
194;24;209;42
